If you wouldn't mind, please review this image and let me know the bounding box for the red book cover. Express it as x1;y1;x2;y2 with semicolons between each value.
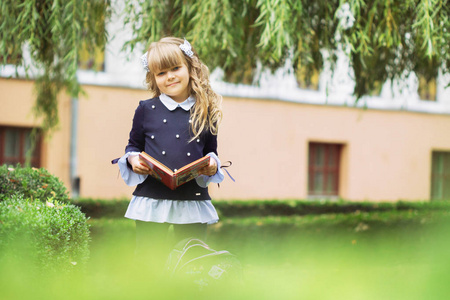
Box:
139;152;210;190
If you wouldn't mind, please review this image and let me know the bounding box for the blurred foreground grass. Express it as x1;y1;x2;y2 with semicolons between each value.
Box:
1;209;450;300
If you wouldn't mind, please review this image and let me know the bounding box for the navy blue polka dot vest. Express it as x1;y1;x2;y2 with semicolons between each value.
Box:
125;97;218;200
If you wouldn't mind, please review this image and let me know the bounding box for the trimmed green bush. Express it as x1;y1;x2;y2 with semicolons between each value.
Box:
72;198;130;218
0;195;90;273
72;197;450;219
0;165;90;274
0;165;69;203
213;199;450;217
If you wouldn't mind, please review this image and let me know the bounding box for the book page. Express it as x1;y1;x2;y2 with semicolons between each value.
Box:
139;152;210;189
139;152;173;175
174;156;210;187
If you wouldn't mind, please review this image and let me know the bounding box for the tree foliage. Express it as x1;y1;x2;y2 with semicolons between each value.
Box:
0;0;110;133
124;0;449;96
1;0;449;132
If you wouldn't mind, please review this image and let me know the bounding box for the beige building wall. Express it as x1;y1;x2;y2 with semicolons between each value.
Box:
2;78;450;201
0;79;72;186
213;97;450;201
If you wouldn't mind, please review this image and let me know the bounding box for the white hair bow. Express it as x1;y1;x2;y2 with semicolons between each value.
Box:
140;52;150;72
179;38;194;58
140;38;194;72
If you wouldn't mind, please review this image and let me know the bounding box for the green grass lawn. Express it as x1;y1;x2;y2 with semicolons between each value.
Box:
2;209;450;300
84;209;450;299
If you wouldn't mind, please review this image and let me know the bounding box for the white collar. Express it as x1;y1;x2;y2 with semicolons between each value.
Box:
159;93;195;111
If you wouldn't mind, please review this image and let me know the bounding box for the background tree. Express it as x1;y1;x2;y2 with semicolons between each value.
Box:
124;0;449;97
1;0;449;133
0;0;110;133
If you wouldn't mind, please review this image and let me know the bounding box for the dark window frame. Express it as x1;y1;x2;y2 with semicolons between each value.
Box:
0;126;42;167
418;75;437;101
431;151;450;201
308;142;342;197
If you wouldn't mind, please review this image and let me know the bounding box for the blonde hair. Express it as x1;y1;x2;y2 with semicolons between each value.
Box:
144;37;222;140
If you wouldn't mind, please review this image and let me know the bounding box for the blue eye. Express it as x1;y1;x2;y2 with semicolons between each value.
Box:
173;66;180;71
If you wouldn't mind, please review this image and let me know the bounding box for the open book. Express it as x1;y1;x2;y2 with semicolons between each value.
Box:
139;152;210;190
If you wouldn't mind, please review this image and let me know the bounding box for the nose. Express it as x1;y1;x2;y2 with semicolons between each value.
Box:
167;72;175;79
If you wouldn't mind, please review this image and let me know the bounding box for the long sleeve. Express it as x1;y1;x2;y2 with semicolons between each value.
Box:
195;152;224;188
118;152;148;186
125;101;146;153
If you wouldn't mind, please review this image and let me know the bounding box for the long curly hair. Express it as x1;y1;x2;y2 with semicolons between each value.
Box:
144;37;222;140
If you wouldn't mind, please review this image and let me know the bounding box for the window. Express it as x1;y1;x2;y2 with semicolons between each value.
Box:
308;142;342;197
418;75;437;101
78;42;105;71
431;151;450;200
0;127;42;167
77;2;107;72
368;80;383;96
295;61;320;91
0;45;22;65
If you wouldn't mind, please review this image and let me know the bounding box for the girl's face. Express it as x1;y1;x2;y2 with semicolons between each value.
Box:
154;63;190;103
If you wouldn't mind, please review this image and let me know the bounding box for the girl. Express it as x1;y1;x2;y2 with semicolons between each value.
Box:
116;37;224;267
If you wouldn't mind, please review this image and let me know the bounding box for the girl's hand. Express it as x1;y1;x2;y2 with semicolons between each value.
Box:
128;155;151;175
199;158;217;176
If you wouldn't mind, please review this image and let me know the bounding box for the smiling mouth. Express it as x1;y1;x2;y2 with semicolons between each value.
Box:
167;82;179;87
